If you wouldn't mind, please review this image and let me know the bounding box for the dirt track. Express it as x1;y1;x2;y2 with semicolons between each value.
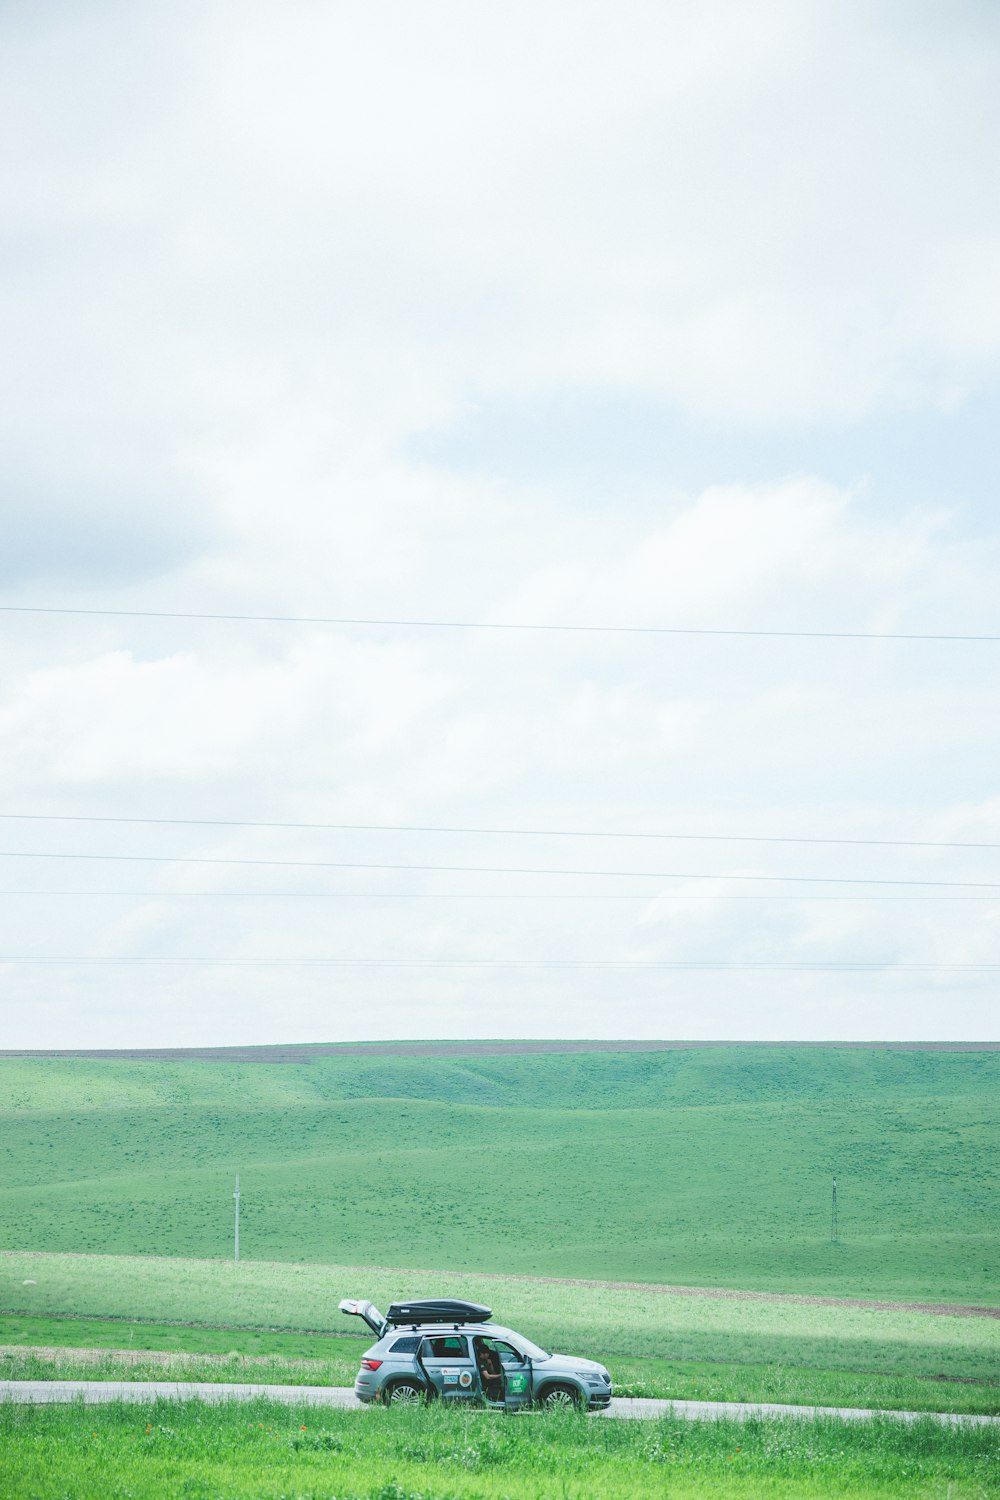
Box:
5;1253;996;1322
343;1263;1000;1321
0;1346;324;1368
505;1275;1000;1319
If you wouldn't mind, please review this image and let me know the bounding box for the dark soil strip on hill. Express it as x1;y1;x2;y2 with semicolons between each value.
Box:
5;1254;996;1321
3;1040;998;1062
517;1276;1000;1320
345;1263;1000;1320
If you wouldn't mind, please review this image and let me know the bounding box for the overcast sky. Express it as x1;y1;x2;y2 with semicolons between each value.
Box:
2;0;999;1047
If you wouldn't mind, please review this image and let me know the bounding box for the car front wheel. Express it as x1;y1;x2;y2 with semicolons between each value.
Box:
385;1380;425;1406
539;1383;581;1411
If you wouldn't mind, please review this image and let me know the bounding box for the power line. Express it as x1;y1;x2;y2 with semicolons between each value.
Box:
0;957;996;970
1;849;998;889
0;889;996;901
2;811;997;851
1;603;998;643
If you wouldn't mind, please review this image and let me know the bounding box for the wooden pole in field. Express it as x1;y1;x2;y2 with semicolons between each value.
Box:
831;1175;838;1242
234;1173;241;1263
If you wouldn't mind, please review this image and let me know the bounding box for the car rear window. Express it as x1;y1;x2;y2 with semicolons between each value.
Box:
389;1336;421;1353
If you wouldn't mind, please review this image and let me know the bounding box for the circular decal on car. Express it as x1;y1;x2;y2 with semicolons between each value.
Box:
459;1370;473;1388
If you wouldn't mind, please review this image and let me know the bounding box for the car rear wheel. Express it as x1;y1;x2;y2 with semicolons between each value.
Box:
540;1383;581;1411
385;1380;425;1406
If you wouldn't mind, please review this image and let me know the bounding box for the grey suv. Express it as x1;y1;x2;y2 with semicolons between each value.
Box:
340;1298;612;1411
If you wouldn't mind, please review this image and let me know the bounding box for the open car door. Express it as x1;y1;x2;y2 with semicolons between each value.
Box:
473;1335;531;1411
419;1333;482;1403
494;1338;532;1411
502;1364;531;1410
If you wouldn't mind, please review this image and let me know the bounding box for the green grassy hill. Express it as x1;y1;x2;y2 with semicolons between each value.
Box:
0;1046;996;1302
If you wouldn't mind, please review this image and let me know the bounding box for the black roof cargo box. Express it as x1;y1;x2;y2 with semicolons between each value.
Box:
386;1299;492;1326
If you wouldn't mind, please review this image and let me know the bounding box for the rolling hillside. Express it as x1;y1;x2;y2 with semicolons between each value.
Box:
0;1044;996;1302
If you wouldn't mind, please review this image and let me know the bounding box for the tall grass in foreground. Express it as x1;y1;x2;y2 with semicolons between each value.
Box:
1;1398;997;1500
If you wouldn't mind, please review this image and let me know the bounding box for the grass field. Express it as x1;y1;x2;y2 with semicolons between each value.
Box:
2;1038;998;1500
2;1319;999;1415
1;1046;997;1301
3;1251;998;1402
1;1398;997;1500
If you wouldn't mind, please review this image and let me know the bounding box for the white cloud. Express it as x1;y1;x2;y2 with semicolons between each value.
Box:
3;0;1000;499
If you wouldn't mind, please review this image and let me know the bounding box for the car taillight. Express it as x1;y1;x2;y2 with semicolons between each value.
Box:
361;1359;383;1370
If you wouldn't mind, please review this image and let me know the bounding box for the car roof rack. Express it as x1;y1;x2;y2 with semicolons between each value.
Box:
385;1299;493;1326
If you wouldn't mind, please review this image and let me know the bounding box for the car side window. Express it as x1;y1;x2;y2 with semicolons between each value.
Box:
389;1336;421;1353
422;1335;467;1359
491;1340;524;1365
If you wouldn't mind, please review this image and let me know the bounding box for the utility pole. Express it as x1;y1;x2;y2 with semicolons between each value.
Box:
234;1173;240;1263
831;1175;838;1243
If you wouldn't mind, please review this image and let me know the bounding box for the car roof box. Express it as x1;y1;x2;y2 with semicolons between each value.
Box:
385;1299;493;1326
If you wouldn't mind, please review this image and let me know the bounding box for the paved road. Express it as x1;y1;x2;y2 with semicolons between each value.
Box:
1;1381;996;1426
